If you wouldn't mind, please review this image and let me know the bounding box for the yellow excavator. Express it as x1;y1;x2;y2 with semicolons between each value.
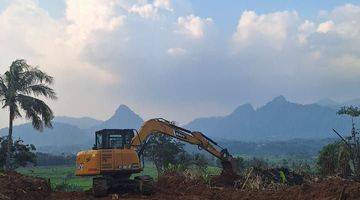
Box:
75;118;236;196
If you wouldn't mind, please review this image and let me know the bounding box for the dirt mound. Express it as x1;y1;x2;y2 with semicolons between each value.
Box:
281;177;360;200
154;174;360;200
211;170;242;187
0;171;51;200
210;167;303;190
155;171;209;196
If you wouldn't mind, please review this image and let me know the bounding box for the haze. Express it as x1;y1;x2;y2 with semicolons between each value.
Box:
0;0;359;128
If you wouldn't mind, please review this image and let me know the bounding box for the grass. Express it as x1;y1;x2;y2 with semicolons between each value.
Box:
17;165;92;190
17;163;221;191
17;163;159;191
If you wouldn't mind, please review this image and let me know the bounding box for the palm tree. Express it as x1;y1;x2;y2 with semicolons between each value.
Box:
0;59;57;170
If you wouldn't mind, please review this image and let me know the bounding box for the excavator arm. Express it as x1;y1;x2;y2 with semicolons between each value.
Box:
131;118;237;174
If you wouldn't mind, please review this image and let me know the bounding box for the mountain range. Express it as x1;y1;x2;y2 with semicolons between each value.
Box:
0;96;357;154
316;98;360;109
186;96;352;140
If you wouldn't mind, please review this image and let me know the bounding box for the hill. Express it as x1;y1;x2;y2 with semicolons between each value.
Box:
316;98;360;109
186;96;353;140
0;122;91;147
94;104;143;130
54;116;103;129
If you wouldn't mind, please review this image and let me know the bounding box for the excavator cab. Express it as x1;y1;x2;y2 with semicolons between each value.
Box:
76;129;142;177
93;129;135;150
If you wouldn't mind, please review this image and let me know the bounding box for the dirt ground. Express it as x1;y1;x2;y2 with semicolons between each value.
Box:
0;171;50;200
1;171;360;200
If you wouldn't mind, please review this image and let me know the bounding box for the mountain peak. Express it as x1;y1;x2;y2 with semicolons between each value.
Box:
114;104;133;115
99;104;143;129
231;103;254;115
262;95;290;109
272;95;287;103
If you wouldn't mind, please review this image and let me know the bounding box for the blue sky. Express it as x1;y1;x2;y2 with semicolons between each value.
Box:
0;0;359;127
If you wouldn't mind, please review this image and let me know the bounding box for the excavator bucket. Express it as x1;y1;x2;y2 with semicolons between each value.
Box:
221;157;238;175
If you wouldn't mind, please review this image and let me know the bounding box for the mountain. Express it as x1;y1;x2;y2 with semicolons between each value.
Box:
94;104;143;130
316;98;360;109
316;98;340;108
0;104;144;154
185;138;337;157
54;116;103;129
0;122;92;147
186;96;353;141
343;98;360;107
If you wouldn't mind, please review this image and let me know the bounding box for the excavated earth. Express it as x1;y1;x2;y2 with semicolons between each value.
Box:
1;171;360;200
0;171;51;200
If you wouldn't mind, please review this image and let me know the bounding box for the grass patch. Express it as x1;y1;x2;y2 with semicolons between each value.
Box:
17;163;159;191
17;163;221;191
17;165;92;190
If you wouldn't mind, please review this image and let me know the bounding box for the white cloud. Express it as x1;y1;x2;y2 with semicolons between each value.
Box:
124;0;173;20
298;20;316;33
176;14;213;39
297;20;316;44
154;0;173;11
0;0;122;126
65;0;126;49
167;47;186;56
232;10;299;50
128;3;158;19
317;20;334;33
328;4;360;39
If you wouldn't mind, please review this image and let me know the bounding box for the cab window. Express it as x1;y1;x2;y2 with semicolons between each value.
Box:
109;134;124;148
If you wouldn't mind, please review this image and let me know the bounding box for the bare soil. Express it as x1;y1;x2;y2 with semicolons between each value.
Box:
1;171;360;200
0;171;51;200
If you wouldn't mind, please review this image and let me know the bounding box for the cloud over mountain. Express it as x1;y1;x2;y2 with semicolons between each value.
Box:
0;1;359;127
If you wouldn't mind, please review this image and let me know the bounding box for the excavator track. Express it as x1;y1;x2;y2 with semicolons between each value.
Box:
134;175;154;195
92;177;108;197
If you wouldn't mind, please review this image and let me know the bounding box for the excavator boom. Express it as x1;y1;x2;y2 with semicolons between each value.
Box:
131;118;237;174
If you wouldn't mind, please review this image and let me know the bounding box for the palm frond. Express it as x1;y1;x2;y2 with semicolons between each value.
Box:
0;76;7;97
17;94;54;131
22;84;57;100
21;67;54;85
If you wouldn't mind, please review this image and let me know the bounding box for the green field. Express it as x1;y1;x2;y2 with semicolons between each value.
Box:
17;164;221;191
17;164;159;191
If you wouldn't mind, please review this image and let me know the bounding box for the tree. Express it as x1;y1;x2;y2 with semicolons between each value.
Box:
0;59;57;170
317;142;340;176
0;136;36;169
192;153;208;172
336;106;360;176
143;134;186;175
338;143;351;177
337;106;360;119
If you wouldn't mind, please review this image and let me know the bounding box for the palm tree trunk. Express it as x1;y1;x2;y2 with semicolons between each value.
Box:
5;107;14;171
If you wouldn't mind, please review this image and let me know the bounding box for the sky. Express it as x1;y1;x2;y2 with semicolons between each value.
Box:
0;0;359;128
